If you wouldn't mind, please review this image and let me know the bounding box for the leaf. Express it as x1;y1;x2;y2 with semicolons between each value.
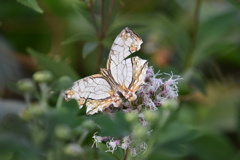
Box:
195;11;239;62
96;143;121;160
91;112;131;137
16;0;43;13
189;131;236;160
27;48;79;80
82;42;98;59
62;33;97;45
76;2;93;26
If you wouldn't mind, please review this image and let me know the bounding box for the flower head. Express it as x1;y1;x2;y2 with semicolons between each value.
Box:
91;66;181;156
106;139;119;154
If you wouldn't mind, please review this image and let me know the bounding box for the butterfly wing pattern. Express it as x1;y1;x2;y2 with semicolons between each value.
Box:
65;27;148;114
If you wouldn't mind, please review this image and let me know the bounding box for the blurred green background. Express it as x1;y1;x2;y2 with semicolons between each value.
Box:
0;0;240;160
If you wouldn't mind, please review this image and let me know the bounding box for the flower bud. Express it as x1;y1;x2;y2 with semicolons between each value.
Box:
73;126;83;135
54;124;72;140
33;70;53;83
161;99;178;110
132;124;147;139
17;79;35;93
82;120;95;130
125;112;138;123
64;143;82;157
29;103;46;116
144;110;158;123
19;104;45;120
19;109;33;121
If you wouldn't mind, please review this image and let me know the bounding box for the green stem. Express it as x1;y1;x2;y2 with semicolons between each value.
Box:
142;109;171;159
78;129;89;145
89;0;99;37
100;0;105;35
95;43;104;73
105;0;115;32
24;93;31;107
183;0;202;70
56;90;64;109
39;82;48;107
95;0;107;73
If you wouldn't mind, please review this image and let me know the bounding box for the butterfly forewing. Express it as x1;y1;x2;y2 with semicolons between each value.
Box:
107;27;143;70
108;58;133;89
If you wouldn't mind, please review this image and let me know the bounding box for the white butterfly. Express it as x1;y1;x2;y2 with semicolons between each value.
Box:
65;27;148;114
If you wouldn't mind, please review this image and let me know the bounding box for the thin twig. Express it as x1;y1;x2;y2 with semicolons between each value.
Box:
123;148;129;160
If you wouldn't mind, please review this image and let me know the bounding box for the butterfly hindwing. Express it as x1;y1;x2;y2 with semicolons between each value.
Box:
65;74;117;114
128;56;148;92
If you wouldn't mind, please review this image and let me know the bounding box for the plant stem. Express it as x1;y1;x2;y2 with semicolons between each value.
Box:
88;0;99;37
100;0;105;35
39;82;48;107
183;0;202;70
24;93;31;107
123;148;129;160
78;129;89;145
95;43;104;73
84;0;115;73
94;0;106;73
105;0;115;31
56;90;64;109
141;109;171;159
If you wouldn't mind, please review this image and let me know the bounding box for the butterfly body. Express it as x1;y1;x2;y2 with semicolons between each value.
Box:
65;27;148;114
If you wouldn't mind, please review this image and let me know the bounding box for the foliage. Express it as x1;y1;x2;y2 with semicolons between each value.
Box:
0;0;240;160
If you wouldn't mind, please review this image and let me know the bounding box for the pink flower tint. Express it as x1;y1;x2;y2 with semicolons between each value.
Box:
130;147;138;157
121;136;131;150
138;113;149;126
106;139;118;154
136;67;181;110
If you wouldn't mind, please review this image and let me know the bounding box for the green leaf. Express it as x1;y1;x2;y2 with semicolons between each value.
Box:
91;112;131;137
62;33;97;45
189;131;236;160
27;48;79;80
82;42;98;59
16;0;43;13
97;143;122;160
195;11;239;62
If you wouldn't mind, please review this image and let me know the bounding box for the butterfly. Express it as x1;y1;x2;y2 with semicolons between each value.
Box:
65;27;148;115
